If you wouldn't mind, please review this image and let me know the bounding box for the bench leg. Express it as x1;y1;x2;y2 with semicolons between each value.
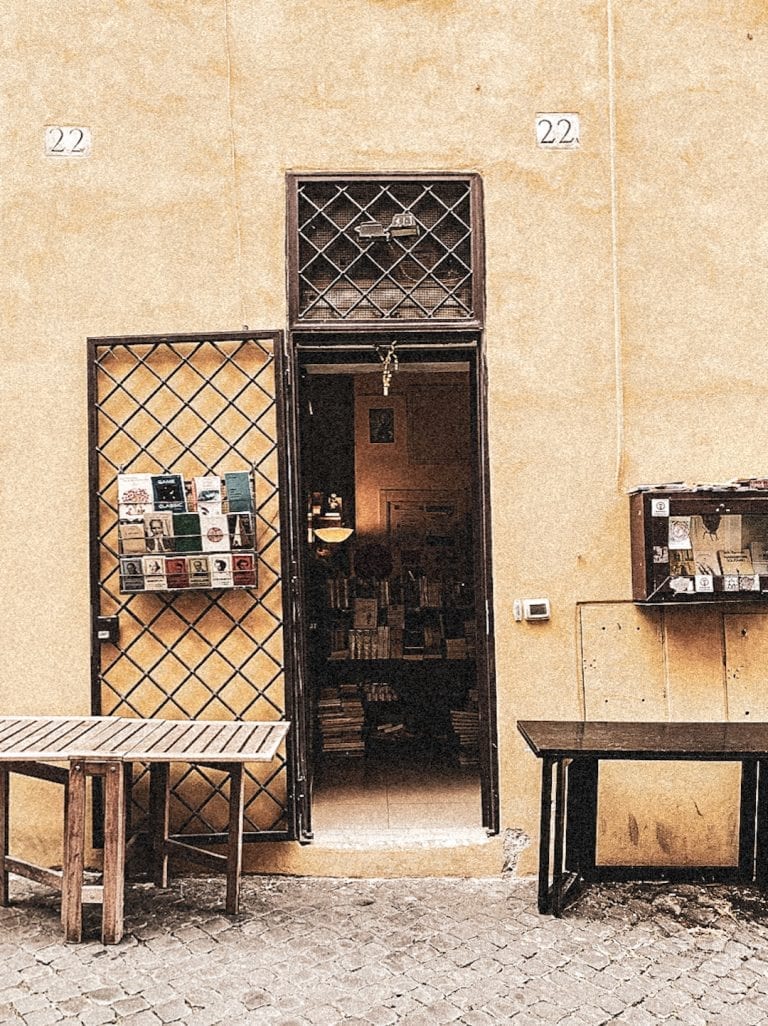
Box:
62;761;86;943
149;762;170;888
102;764;126;945
226;763;244;916
0;767;8;906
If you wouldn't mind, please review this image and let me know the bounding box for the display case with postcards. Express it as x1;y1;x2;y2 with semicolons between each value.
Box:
117;471;257;593
630;480;768;604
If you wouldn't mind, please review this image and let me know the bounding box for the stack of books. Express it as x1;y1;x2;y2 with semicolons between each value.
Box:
317;683;365;757
450;689;479;766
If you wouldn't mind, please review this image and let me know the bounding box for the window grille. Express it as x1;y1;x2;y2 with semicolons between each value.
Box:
289;175;483;326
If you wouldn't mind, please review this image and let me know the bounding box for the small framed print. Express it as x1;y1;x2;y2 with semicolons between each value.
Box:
369;407;395;444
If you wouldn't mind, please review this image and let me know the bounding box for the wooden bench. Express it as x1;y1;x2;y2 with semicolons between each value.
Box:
0;715;289;943
517;720;768;916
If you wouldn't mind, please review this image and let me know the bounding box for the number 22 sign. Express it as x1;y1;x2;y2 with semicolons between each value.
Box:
44;126;91;158
535;113;580;149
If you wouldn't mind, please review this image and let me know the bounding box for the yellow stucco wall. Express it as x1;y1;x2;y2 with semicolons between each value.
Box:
3;1;768;876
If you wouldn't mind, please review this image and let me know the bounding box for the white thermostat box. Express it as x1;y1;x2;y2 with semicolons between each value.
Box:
523;598;551;621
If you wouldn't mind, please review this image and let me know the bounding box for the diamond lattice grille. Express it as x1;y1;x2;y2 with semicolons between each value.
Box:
296;179;475;322
92;335;289;838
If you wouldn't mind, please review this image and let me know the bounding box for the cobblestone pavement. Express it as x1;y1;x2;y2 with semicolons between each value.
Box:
2;873;768;1025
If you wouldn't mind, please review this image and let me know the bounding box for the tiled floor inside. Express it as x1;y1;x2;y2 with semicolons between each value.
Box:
311;748;482;833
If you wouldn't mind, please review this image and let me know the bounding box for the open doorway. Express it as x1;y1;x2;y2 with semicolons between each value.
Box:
294;338;498;837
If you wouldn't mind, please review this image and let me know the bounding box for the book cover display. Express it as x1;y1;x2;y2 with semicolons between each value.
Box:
630;487;768;600
117;470;258;593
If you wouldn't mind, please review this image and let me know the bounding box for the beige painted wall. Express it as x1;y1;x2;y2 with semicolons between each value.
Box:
3;1;768;875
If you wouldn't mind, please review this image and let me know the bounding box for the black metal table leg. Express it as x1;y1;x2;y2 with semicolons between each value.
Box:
756;759;768;889
566;756;598;884
537;756;554;913
739;758;758;884
552;758;567;915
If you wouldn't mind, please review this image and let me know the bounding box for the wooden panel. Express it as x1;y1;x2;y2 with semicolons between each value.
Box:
579;604;666;720
724;612;768;720
664;607;727;720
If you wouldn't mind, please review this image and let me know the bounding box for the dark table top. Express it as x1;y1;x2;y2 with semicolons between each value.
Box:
517;720;768;760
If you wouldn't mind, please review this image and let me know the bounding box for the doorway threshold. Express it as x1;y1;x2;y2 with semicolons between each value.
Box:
311;826;490;851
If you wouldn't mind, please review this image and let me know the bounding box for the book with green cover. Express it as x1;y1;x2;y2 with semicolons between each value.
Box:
172;512;202;552
225;471;254;513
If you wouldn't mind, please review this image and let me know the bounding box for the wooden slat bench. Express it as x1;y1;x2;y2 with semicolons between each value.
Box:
0;715;289;943
517;720;768;916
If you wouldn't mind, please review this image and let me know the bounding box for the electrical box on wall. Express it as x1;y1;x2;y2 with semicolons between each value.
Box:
514;598;551;622
523;599;551;621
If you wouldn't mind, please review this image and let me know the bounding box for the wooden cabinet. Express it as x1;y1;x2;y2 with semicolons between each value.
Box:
630;488;768;604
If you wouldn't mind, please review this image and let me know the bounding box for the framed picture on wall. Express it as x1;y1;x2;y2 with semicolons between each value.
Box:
369;407;395;444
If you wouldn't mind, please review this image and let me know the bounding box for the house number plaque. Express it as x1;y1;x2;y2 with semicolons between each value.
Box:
535;113;580;149
44;126;92;157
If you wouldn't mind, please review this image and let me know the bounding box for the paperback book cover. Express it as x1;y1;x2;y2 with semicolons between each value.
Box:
200;513;230;552
232;551;257;587
165;557;190;589
151;474;186;512
669;549;696;577
749;541;768;575
172;512;202;552
119;522;147;555
210;554;234;588
142;555;167;591
354;597;378;629
188;555;211;588
193;475;223;516
120;557;145;592
118;473;154;519
228;512;254;549
718;549;754;575
224;471;254;513
143;511;174;553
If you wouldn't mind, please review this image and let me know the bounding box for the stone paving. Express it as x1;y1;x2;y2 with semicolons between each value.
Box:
2;873;768;1025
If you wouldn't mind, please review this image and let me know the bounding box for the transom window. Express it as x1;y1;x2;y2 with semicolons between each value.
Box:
288;174;484;328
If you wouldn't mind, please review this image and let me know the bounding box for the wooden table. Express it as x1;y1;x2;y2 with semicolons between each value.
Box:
0;715;289;943
517;720;768;916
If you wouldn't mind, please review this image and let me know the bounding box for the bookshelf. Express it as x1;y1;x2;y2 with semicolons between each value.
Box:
311;562;479;762
117;471;258;593
630;485;768;604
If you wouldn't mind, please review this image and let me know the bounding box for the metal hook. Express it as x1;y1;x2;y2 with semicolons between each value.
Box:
375;340;399;396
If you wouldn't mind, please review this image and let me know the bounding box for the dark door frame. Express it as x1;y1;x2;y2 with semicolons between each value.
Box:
285;331;499;837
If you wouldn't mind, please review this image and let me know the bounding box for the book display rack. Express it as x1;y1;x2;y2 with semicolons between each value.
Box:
117;470;258;593
630;483;768;604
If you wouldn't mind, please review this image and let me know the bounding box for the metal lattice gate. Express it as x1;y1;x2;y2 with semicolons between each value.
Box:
87;331;293;841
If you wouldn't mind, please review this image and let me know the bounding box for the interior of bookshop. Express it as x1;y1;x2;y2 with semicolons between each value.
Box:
298;351;483;833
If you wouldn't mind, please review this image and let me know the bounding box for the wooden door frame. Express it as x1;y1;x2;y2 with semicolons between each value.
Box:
285;332;500;835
